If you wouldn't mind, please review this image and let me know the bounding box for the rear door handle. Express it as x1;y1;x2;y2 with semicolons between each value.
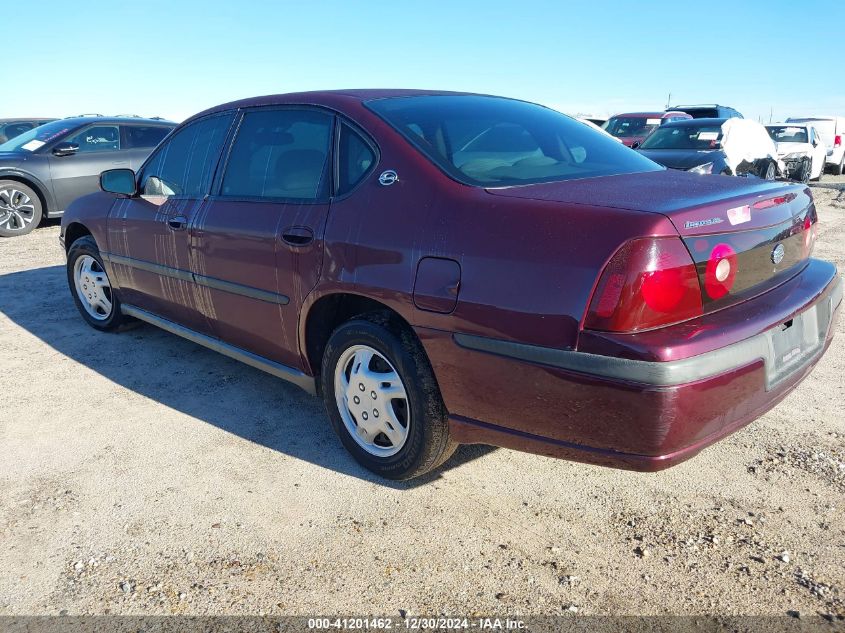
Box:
281;226;314;246
168;215;188;231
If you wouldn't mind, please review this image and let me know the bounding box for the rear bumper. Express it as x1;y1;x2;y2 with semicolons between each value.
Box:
419;259;841;471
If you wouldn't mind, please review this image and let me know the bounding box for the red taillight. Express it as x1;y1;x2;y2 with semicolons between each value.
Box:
585;237;703;332
703;243;737;300
803;212;817;257
835;135;842;148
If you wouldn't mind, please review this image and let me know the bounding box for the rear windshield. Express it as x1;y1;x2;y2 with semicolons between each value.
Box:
367;96;661;187
604;116;661;139
639;124;722;150
767;126;808;144
680;108;719;119
0;119;77;152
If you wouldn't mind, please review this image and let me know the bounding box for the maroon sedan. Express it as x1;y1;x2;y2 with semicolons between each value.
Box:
60;90;841;480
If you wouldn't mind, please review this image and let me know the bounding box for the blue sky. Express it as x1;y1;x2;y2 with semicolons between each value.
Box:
10;0;844;123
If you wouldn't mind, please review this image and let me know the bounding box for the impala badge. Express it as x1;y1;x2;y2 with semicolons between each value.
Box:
771;243;785;265
684;217;723;229
378;170;398;186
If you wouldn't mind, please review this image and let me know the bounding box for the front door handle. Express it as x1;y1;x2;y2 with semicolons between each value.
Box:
168;215;188;231
281;226;314;246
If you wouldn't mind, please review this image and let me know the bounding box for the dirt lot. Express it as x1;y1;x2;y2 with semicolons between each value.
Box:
1;178;843;619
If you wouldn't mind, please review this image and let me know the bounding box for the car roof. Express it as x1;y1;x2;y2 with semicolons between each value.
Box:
186;89;498;122
766;122;810;128
610;112;665;117
59;116;176;126
0;117;56;123
660;117;728;127
670;104;732;109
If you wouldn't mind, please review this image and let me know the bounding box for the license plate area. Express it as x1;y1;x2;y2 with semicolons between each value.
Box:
764;300;830;390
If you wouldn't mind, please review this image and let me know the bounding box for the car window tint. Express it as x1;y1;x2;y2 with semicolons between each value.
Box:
337;124;375;195
141;113;233;197
221;109;332;200
66;125;120;153
369;95;660;186
125;125;171;149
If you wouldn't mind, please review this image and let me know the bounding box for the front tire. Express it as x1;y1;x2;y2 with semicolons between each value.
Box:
67;235;126;331
763;160;776;181
321;314;457;480
0;181;42;237
800;158;811;184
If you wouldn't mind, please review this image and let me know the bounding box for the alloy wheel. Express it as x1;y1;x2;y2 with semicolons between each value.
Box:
73;255;113;321
334;344;410;458
0;187;37;232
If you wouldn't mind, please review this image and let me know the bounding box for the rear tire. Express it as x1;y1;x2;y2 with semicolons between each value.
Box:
321;313;457;480
67;235;127;331
0;180;42;237
837;156;845;176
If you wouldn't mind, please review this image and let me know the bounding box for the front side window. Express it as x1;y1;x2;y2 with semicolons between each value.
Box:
639;125;723;150
221;108;333;200
368;95;660;187
337;123;375;195
65;125;120;152
141;113;233;197
124;125;172;149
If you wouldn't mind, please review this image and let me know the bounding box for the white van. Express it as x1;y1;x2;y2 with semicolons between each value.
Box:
786;116;845;175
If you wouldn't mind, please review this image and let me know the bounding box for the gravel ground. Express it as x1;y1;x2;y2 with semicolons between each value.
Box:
0;177;843;619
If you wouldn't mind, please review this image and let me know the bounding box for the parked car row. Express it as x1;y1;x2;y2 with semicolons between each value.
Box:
598;104;844;182
36;89;839;480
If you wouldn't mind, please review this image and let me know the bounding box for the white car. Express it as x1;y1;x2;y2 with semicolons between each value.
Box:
787;116;845;175
765;123;827;182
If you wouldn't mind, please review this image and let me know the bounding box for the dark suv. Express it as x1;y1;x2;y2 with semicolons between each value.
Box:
0;116;175;237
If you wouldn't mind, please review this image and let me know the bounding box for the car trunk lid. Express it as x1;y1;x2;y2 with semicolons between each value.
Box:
486;169;816;313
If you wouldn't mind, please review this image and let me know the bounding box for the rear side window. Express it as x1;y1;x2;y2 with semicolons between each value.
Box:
124;125;171;149
337;124;375;195
141;113;233;197
66;124;120;152
221;109;333;200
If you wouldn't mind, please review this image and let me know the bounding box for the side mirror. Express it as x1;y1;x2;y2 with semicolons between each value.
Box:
630;141;641;149
100;168;137;196
52;142;79;157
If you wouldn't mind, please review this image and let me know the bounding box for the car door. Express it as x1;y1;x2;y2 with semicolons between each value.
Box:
191;107;335;368
48;123;129;211
105;112;235;333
